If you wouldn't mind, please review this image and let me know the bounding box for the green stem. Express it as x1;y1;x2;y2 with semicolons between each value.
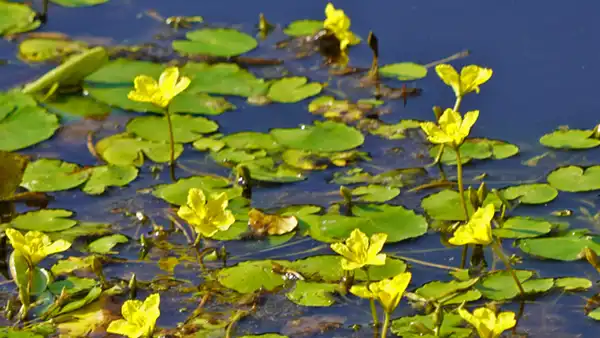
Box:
455;146;470;269
380;312;390;338
491;240;525;297
164;109;176;181
453;95;463;112
364;268;379;328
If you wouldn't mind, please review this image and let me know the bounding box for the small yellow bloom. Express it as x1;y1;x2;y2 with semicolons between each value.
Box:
420;108;479;147
324;3;360;51
448;203;495;246
435;64;493;98
128;66;191;108
330;228;387;270
5;228;71;266
458;305;516;338
350;272;412;313
177;188;235;238
107;293;160;338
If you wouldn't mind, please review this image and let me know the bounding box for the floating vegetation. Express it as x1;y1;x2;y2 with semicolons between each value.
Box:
0;1;600;337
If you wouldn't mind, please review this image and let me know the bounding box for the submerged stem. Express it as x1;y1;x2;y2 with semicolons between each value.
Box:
164;109;176;181
380;312;390;338
491;240;525;297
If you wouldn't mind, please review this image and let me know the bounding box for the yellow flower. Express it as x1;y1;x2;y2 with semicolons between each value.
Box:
5;228;71;266
324;3;360;51
177;188;235;238
448;203;495;246
420;108;479;147
435;64;493;98
107;293;160;338
127;66;191;108
458;305;516;338
350;272;412;313
330;228;387;270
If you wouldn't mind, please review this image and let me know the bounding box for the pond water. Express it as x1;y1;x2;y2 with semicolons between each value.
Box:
1;0;600;337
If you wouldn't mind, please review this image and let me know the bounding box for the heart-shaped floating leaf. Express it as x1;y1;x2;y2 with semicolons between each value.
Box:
366;119;422;140
43;95;110;118
87;234;128;254
519;231;600;261
221;132;281;151
554;277;592;291
0;1;40;36
48;276;97;295
211;148;267;164
173;28;257;57
286;281;339;307
21;159;90;192
239;158;306;183
288;255;407;282
22;46;109;94
283;20;323;36
0;94;59;151
152;175;242;206
50;0;108;7
391;312;472;338
493;216;553;239
271;121;364;152
267;77;323;103
82;165;138;195
421;190;501;221
414;278;481;305
431;138;519;165
351;185;400;202
95;133;183;166
127;114;218;143
85;59;164;84
0;151;28;200
547;165;600;192
183;62;268;97
540;129;600;149
4;209;77;232
379;62;428;81
501;183;558;204
331;168;426;187
301;204;428;243
476;270;554;300
18;36;88;63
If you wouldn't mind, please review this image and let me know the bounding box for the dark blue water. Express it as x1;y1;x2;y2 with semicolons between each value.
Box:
2;0;600;337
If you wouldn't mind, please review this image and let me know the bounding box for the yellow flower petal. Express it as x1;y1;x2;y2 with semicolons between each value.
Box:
128;67;189;108
448;203;495;246
435;64;460;97
349;285;375;299
158;67;179;94
493;311;517;337
376;272;411;313
108;294;160;338
122;300;144;322
460;65;493;94
458;110;479;141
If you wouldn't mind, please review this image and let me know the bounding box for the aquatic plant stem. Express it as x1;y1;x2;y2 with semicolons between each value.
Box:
453;95;463;112
380;312;390;338
454;146;470;269
164;108;176;181
491;240;525;297
364;268;379;330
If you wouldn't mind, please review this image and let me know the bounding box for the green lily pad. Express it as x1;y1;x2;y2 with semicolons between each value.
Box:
351;185;400;202
239;158;306;183
0;105;59;151
43;95;110;118
301;204;428;243
85;59;163;84
173;28;257;57
286;281;339;307
21;159;90;192
0;1;40;36
217;260;285;294
192;137;226;152
5;209;76;232
0;151;28;200
50;0;108;7
283;20;323;36
18;37;88;63
50;222;111;242
211;148;267;164
547;165;600;192
588;307;600;321
127;114;218;143
331;167;426;187
271;121;364;152
477;270;554;300
391;312;471;338
152;175;241;206
519;231;600;261
431;138;519;165
366;119;422;140
22;46;109;94
221;132;281;151
267;77;322;103
501;183;558;204
48;276;97;295
288;255;407;282
81;165;138;195
421;190;501;221
493;216;554;239
0;328;44;338
554;277;592;291
183;62;269;97
414;278;481;305
95;132;184;166
87;234;128;254
51;256;95;276
540;129;600;149
379;63;428;81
